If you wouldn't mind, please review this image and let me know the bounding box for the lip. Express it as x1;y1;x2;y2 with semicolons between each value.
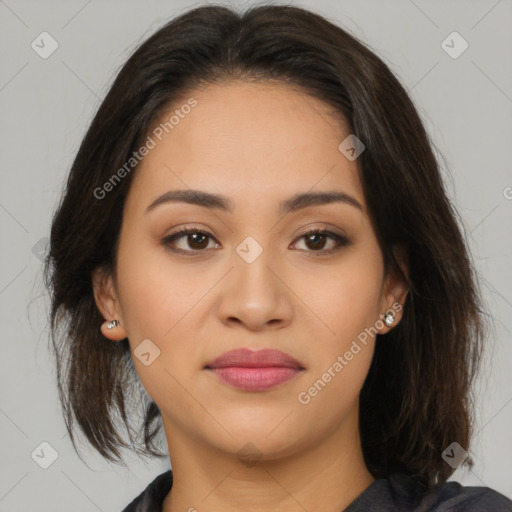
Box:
204;348;305;391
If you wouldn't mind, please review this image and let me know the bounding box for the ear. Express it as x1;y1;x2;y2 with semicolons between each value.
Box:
91;266;128;341
378;245;409;334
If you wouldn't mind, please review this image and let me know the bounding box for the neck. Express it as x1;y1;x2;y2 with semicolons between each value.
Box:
162;408;375;512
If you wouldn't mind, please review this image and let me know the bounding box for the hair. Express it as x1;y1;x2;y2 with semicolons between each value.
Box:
43;2;488;487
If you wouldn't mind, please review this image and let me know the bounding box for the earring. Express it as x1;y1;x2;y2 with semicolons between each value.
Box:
106;319;119;330
384;310;396;327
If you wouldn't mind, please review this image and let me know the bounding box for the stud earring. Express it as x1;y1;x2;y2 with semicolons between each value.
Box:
384;310;396;327
106;319;119;330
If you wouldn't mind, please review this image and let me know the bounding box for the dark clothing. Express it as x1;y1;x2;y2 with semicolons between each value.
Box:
122;469;512;511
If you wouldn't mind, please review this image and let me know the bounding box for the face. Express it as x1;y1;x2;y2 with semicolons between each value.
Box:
93;80;408;463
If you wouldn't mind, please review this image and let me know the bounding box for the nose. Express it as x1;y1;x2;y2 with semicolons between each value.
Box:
216;245;294;332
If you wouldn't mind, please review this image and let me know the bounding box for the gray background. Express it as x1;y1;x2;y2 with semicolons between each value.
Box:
1;0;511;510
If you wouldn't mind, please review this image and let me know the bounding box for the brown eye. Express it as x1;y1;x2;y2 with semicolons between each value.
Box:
292;229;350;255
163;228;218;253
304;231;329;250
162;227;350;256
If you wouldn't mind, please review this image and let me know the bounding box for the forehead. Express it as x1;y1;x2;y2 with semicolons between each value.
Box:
127;80;365;211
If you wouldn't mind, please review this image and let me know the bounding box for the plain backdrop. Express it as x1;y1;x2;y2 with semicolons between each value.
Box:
0;0;511;510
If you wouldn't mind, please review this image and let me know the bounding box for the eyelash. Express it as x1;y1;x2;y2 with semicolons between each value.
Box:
162;227;350;256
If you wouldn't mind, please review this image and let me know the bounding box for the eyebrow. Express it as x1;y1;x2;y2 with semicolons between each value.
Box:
145;189;364;215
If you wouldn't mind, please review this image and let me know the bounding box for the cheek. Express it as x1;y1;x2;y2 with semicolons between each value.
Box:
115;233;193;337
293;258;383;423
300;248;384;339
114;236;213;393
114;243;197;404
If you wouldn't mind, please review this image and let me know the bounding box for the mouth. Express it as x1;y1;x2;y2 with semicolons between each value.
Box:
204;348;305;391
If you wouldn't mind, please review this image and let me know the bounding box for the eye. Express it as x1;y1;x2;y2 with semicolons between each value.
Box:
291;228;350;255
162;227;350;255
162;227;219;254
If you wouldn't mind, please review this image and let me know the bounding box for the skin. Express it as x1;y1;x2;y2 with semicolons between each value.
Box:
93;81;409;512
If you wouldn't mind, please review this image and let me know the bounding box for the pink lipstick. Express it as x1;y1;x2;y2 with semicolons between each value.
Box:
204;348;304;391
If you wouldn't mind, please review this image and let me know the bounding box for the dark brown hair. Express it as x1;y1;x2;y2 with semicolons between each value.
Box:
43;3;488;487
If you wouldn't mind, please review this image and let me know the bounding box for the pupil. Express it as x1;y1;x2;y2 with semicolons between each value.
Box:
190;233;207;248
308;233;325;249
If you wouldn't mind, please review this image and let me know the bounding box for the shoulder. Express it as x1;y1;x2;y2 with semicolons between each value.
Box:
419;477;512;511
388;473;512;512
121;470;173;512
346;473;512;511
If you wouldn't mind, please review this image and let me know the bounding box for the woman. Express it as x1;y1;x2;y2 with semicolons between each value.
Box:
43;4;512;511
